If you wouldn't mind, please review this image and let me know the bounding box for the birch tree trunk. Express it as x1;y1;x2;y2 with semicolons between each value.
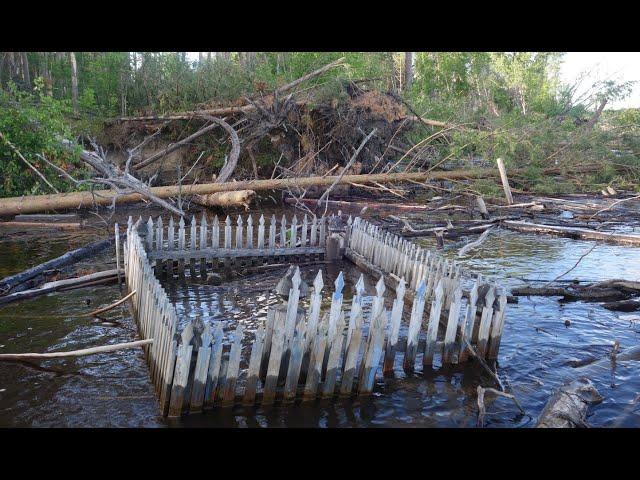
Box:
69;52;79;116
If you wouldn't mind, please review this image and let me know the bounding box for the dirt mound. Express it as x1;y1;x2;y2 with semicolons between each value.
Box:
347;90;407;123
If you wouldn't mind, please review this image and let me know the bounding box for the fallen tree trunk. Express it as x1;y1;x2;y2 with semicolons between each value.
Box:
536;377;603;428
511;278;640;302
0;236;115;294
285;197;433;212
192;190;256;210
502;220;640;246
0;269;122;305
0;164;615;217
0;170;497;216
0;221;82;230
0;339;153;361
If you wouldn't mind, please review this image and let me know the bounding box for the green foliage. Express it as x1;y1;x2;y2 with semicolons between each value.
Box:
0;85;86;197
1;51;638;198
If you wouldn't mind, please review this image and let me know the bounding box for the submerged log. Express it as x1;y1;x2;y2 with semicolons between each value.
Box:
502;220;640;246
511;278;640;302
0;237;115;294
0;269;122;305
536;377;603;428
602;299;640;312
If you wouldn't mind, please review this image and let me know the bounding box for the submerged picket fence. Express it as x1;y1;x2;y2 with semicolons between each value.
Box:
346;216;508;364
124;213;508;418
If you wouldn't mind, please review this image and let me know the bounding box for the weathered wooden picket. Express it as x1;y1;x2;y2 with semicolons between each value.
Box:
123;212;508;418
143;213;329;278
124;216;179;416
346;216;508;363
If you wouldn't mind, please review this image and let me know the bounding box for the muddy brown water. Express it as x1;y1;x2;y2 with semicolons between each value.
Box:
1;206;639;427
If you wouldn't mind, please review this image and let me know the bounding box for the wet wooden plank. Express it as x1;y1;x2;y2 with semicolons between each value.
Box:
322;312;346;399
423;279;444;367
303;313;328;401
487;291;508;359
383;277;405;375
262;306;286;405
442;285;463;365
189;323;212;412
476;286;496;358
283;323;306;403
203;324;224;409
403;279;427;373
168;321;194;417
339;310;362;397
243;323;265;406
221;325;243;407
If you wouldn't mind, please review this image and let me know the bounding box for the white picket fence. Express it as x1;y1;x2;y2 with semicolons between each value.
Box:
124;217;179;416
124;213;508;418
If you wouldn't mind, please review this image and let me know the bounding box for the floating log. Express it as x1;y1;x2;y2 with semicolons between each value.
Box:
536;377;603;428
0;237;116;294
502;220;640;246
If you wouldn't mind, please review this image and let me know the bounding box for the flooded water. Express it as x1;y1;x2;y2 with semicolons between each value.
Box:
1;207;639;427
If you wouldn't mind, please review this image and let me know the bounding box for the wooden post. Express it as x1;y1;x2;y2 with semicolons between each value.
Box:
115;223;122;288
496;157;513;205
476;195;489;219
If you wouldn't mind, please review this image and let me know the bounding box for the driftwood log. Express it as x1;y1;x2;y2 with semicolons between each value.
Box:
0;236;115;294
0;164;610;217
0;269;122;305
192;190;256;211
0;339;153;361
511;279;640;303
502;220;640;246
536;377;603;428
